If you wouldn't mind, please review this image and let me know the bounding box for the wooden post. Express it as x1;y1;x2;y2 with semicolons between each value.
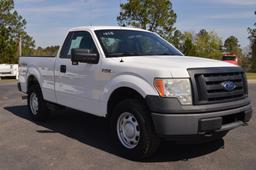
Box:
19;36;22;57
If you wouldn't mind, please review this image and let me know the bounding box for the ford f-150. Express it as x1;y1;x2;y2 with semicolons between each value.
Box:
18;26;252;159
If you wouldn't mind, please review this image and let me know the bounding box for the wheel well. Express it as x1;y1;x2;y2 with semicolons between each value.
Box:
27;75;40;93
107;87;146;117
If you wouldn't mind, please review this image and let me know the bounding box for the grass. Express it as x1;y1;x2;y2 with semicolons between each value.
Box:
246;73;256;80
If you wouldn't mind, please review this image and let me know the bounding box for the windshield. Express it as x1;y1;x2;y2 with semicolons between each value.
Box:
95;29;183;57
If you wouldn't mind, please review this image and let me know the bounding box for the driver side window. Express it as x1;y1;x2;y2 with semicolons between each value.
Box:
60;31;97;58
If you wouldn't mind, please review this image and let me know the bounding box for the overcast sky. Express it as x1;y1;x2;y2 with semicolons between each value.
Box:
14;0;256;48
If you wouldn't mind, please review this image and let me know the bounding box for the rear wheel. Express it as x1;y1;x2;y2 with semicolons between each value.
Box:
111;99;160;160
28;84;49;121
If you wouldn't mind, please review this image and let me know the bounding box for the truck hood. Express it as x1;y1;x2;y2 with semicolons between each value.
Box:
110;55;238;78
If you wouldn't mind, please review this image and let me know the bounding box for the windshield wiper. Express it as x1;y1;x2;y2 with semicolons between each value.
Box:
157;53;179;56
107;52;181;57
107;52;142;57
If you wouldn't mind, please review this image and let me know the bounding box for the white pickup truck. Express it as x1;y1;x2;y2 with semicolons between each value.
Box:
0;64;19;80
18;26;252;159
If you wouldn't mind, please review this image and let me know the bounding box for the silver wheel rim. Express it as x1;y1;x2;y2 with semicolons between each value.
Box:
30;92;38;115
117;112;140;149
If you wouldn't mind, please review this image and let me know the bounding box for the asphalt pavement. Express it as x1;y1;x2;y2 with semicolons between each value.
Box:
0;80;255;170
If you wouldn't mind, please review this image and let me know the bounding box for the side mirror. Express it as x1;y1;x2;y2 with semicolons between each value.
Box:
71;48;99;64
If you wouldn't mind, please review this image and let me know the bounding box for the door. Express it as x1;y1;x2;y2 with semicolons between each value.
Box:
55;31;102;114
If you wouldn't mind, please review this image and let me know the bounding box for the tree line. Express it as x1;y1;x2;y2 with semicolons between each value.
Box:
118;0;256;72
0;0;255;72
0;0;34;63
0;0;59;62
31;46;59;56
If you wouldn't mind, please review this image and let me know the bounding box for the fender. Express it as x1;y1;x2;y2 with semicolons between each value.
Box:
101;74;159;115
26;66;42;92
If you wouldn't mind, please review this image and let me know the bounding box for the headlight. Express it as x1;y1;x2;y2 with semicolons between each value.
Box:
154;79;192;105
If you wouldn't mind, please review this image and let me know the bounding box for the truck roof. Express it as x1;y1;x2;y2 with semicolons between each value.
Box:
69;26;150;32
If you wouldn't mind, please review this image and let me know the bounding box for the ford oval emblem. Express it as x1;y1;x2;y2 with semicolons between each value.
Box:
222;81;237;91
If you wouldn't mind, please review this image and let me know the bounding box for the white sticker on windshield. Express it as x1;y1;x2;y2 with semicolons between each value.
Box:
103;32;114;36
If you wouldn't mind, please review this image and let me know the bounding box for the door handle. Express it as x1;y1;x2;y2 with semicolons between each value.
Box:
60;65;66;73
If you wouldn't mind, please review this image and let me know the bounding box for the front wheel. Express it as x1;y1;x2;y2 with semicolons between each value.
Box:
110;99;160;160
28;84;49;121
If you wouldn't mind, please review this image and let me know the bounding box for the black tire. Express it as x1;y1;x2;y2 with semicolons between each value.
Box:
27;84;49;121
110;99;160;160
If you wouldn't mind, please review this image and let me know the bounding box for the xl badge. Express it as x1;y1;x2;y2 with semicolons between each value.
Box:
222;81;237;91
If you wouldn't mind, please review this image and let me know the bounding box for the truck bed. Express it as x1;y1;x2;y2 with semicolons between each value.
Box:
19;56;56;102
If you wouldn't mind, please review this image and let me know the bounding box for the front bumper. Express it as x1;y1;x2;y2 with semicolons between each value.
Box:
146;96;252;137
